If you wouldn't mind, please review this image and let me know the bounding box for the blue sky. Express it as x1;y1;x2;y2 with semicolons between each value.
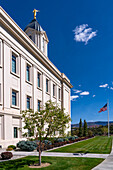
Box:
1;0;113;124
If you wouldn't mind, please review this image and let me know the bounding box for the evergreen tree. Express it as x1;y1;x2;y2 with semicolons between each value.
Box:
79;118;82;137
83;120;87;136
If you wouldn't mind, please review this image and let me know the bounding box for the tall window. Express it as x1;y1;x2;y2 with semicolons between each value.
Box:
14;127;18;138
37;73;41;88
46;79;49;92
38;100;41;112
26;65;30;81
59;88;61;100
12;91;16;106
27;96;30;109
53;84;55;97
12;55;16;73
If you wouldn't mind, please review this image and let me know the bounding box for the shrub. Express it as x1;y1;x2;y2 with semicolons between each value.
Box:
1;152;13;160
46;144;54;150
54;143;59;147
88;130;93;137
8;145;16;150
17;140;37;151
42;140;52;145
68;136;75;141
6;148;13;151
56;138;64;143
63;138;69;142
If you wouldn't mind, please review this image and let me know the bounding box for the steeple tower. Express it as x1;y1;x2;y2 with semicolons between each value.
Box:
24;9;49;57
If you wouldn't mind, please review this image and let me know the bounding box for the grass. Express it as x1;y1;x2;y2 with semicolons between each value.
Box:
0;156;104;170
48;136;112;154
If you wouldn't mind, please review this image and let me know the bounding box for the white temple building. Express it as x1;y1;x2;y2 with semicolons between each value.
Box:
0;7;72;147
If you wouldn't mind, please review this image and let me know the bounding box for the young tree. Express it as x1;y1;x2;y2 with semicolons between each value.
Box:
88;130;93;137
102;127;108;136
21;100;71;166
83;120;87;136
79;118;82;137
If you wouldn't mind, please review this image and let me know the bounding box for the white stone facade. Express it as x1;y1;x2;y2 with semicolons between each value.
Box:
0;7;72;148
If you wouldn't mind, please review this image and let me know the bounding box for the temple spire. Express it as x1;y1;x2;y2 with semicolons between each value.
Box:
33;9;40;20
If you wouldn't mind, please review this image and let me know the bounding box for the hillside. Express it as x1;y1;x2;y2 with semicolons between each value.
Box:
71;121;113;128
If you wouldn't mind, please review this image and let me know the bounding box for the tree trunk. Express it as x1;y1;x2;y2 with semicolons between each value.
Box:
39;135;41;166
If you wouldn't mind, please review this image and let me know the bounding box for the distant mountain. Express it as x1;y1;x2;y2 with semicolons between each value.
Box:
71;121;113;128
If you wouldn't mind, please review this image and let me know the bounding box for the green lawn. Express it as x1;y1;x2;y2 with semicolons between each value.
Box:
0;156;104;170
48;136;112;154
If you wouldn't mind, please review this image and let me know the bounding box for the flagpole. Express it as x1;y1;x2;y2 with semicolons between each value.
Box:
107;99;110;137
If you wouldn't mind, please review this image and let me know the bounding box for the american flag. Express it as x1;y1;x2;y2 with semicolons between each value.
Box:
98;103;107;113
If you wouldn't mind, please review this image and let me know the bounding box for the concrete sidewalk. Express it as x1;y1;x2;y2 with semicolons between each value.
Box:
8;150;108;159
92;142;113;170
0;147;109;159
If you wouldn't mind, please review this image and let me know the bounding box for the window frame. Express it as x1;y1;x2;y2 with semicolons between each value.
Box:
53;84;56;97
12;54;16;74
59;88;61;100
10;50;20;77
37;72;41;88
26;96;31;110
46;78;49;93
11;89;19;108
26;64;30;82
26;62;32;84
14;127;18;138
37;100;41;112
12;91;16;106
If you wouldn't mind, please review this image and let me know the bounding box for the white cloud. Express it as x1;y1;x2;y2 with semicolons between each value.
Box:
110;87;113;90
99;84;108;88
73;24;97;45
80;91;89;95
93;95;96;97
71;95;79;101
79;85;81;87
73;89;81;93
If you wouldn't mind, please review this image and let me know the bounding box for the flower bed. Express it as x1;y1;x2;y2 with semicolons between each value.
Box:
37;136;92;151
16;136;93;152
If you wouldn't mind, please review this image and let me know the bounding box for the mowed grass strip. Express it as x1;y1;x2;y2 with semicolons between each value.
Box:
0;156;104;170
49;136;112;154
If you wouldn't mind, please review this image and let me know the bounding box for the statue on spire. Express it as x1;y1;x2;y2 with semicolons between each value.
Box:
33;9;40;20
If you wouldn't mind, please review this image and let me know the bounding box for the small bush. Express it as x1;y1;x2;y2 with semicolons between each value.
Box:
17;140;37;151
1;152;13;160
68;136;75;141
8;145;16;150
46;144;54;150
53;143;59;147
56;138;64;143
42;140;52;145
6;148;13;151
63;138;69;142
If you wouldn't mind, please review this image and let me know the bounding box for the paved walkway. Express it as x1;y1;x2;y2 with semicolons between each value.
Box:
0;148;108;159
4;150;107;159
92;141;113;170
